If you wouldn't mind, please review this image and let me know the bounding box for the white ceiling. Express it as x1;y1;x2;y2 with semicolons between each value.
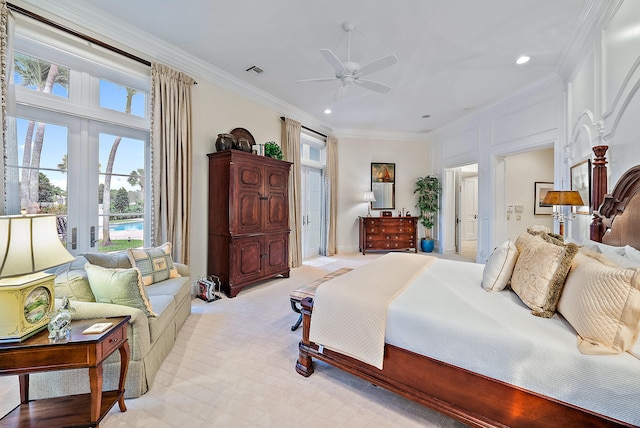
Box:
28;0;596;137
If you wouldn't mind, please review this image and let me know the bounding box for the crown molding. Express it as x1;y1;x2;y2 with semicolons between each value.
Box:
556;0;619;81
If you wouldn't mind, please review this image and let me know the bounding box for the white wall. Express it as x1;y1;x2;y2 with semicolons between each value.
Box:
429;78;565;262
505;148;554;240
565;0;640;242
335;137;430;253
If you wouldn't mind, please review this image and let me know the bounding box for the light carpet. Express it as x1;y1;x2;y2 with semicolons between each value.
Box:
0;252;469;427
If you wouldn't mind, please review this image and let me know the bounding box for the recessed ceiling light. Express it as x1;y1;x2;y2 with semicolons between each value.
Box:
421;114;431;119
324;109;332;114
516;56;530;65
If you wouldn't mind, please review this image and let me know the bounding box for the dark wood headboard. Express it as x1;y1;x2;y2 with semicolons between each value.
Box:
590;146;640;249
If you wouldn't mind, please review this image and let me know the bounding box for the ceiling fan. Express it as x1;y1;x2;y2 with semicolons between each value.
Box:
296;22;399;100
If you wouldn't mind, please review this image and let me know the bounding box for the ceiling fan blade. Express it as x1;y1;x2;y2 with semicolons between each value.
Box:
354;79;391;93
358;54;399;77
296;78;338;83
320;49;346;77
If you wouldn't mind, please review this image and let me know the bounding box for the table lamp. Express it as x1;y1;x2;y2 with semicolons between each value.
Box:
364;191;376;217
0;214;74;342
541;190;585;236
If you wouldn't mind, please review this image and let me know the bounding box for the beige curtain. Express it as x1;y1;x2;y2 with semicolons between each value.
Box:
326;136;338;255
282;117;302;267
0;1;8;214
150;63;195;264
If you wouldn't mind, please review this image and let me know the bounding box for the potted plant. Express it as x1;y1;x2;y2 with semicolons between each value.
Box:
263;141;283;160
414;175;442;252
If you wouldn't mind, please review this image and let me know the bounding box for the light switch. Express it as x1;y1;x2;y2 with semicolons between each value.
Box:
515;204;524;213
506;204;514;213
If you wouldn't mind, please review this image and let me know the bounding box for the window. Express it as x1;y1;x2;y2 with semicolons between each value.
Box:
5;14;151;254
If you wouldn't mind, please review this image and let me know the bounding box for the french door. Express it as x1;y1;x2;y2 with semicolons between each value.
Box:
301;166;323;259
10;105;148;255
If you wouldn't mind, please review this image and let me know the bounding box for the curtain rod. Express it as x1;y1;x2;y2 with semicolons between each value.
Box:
7;2;197;84
280;116;327;139
8;3;151;66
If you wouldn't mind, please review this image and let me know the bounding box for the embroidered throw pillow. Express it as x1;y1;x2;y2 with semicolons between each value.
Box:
558;250;640;355
511;231;578;317
85;263;156;317
127;242;180;286
482;240;518;291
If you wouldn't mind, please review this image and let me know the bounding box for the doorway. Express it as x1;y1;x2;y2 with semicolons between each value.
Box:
456;164;478;261
301;166;323;259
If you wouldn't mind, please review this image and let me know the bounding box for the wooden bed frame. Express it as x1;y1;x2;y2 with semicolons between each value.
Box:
296;147;639;428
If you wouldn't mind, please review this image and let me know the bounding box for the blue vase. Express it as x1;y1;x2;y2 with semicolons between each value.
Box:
421;239;435;253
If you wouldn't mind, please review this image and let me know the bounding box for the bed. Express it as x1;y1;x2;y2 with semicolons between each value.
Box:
296;151;640;427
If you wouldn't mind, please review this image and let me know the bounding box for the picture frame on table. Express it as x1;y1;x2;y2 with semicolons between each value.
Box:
534;181;554;215
570;159;591;214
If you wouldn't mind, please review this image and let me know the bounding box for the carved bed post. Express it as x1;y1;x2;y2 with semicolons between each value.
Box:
590;145;608;242
296;297;315;377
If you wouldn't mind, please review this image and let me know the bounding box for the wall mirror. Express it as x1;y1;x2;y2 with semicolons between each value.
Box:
371;162;395;210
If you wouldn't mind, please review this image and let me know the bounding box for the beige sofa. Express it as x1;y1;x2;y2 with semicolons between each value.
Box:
29;250;192;399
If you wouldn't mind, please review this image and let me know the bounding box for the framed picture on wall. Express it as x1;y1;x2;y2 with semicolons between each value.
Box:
534;181;554;215
570;159;591;214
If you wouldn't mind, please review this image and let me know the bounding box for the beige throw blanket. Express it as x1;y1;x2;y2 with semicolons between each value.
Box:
309;253;435;369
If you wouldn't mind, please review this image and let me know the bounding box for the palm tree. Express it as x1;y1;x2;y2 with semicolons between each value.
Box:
127;168;145;192
14;53;69;212
101;88;137;246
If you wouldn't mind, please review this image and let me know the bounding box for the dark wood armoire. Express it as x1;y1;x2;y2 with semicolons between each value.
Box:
207;150;292;297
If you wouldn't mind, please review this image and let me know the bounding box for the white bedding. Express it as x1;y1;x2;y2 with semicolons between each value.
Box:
385;258;640;425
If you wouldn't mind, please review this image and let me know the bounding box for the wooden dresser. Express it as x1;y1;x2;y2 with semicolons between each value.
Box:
207;150;292;297
359;216;418;255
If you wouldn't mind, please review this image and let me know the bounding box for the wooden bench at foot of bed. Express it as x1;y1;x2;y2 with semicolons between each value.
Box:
296;297;631;428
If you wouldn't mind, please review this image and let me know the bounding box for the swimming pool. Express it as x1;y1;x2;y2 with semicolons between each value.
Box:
110;220;143;232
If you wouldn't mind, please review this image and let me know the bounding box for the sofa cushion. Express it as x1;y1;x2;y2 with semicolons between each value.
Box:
54;256;96;302
145;276;191;307
83;251;131;269
147;294;176;343
127;243;180;286
85;263;157;317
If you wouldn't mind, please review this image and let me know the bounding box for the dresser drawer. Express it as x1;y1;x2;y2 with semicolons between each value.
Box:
366;240;415;250
97;324;126;362
367;233;413;241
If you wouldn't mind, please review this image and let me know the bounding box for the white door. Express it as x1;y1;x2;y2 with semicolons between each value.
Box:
301;167;323;259
462;176;478;241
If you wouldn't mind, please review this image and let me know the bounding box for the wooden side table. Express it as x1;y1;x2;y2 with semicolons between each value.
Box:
0;316;130;427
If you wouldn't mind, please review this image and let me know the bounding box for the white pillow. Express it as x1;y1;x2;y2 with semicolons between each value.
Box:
625;245;640;264
482;240;518;291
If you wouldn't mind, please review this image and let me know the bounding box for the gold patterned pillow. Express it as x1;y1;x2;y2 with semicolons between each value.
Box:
511;231;578;317
127;242;180;286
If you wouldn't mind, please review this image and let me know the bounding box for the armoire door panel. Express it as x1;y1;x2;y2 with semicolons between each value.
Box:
264;233;289;275
231;238;262;281
236;191;262;233
264;194;288;231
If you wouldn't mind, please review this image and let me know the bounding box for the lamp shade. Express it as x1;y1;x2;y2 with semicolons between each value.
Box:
541;190;585;207
0;215;74;278
364;191;376;202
